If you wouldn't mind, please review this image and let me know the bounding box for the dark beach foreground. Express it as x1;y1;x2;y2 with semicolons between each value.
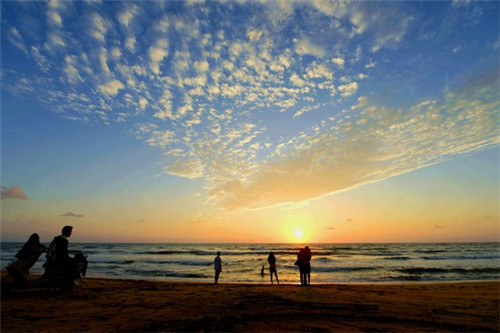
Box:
1;277;498;332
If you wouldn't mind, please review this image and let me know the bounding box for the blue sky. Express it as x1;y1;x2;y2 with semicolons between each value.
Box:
1;0;499;243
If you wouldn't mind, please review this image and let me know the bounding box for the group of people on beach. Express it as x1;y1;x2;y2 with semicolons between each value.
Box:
214;246;312;285
13;230;309;286
11;226;87;286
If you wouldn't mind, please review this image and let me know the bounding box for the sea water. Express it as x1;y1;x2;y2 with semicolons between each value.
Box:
1;242;499;284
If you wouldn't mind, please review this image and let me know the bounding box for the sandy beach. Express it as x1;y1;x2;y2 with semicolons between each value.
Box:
1;276;498;332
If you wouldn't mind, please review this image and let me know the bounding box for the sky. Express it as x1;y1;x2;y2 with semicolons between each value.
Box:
1;0;499;244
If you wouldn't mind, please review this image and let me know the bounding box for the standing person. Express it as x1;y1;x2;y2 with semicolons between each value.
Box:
267;251;279;284
296;247;306;285
214;251;222;284
303;246;312;285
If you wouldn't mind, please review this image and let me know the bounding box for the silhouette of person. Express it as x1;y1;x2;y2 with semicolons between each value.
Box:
303;246;312;285
261;265;265;276
297;247;306;285
45;226;80;284
15;233;47;260
267;251;279;284
14;233;47;275
214;251;222;284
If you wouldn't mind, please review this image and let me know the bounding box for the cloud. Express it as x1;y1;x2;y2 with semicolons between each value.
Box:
164;159;204;179
331;57;345;68
7;27;28;54
338;82;358;97
210;73;499;209
149;38;169;74
98;80;125;96
118;4;138;28
61;212;84;218
295;38;326;58
2;1;497;213
48;10;63;27
1;186;28;200
91;12;109;43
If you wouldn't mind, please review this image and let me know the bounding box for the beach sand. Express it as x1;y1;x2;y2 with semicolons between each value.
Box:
1;276;498;332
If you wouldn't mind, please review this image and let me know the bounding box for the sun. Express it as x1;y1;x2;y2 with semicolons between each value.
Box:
291;227;305;242
294;228;304;239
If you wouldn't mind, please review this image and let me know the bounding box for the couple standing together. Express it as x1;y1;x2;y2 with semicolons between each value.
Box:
296;246;312;285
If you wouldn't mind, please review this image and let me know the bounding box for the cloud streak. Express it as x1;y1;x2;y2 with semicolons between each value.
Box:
60;212;84;218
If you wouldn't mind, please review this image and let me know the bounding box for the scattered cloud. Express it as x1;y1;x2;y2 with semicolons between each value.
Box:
295;38;326;58
98;80;125;96
338;82;358;97
1;186;28;200
2;1;497;212
210;73;499;209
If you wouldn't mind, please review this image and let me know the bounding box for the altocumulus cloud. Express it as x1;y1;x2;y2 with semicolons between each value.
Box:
210;74;499;209
2;1;498;210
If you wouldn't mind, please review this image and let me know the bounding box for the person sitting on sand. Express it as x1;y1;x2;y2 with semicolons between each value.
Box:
45;226;83;285
267;251;279;284
14;233;47;275
214;251;222;284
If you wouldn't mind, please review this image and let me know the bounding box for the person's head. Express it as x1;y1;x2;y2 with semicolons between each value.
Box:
27;233;40;245
61;225;73;237
217;251;221;256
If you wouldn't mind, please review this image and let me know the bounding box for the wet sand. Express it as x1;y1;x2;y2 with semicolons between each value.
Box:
1;277;498;332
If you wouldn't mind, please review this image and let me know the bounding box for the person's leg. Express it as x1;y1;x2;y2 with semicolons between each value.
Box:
214;270;220;284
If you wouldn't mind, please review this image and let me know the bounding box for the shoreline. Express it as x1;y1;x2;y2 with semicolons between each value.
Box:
83;274;500;285
2;276;499;332
8;269;499;286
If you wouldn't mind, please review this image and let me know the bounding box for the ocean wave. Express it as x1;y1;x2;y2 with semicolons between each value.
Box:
313;266;378;273
396;267;500;275
124;268;209;279
314;257;336;263
423;255;500;261
138;250;336;256
143;259;212;266
381;256;411;261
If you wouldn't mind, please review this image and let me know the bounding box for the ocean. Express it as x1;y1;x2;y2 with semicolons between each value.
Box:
2;242;499;284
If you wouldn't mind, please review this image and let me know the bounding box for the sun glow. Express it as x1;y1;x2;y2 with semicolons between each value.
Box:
293;228;304;240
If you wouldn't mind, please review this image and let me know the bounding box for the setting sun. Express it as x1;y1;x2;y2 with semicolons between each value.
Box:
293;228;304;240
